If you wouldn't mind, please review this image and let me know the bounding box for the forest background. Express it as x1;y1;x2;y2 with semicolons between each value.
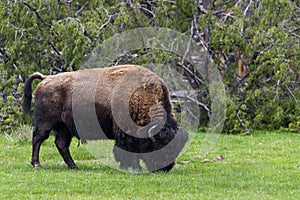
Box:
0;0;299;134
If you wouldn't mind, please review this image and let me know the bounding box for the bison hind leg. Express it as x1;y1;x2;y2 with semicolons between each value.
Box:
54;126;77;169
31;125;51;168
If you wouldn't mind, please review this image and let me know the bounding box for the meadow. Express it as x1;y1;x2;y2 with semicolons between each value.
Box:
0;128;299;199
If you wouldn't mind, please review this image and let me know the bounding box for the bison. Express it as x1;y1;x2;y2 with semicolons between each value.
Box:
23;65;188;172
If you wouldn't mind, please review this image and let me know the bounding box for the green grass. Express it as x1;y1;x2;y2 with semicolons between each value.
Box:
0;129;299;199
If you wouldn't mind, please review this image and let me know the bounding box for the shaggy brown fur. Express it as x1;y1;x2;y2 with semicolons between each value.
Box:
23;65;188;171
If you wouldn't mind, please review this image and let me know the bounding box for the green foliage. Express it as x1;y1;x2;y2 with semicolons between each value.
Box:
202;0;300;133
0;0;299;133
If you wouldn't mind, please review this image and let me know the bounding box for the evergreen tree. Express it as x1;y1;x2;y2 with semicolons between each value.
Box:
0;0;299;133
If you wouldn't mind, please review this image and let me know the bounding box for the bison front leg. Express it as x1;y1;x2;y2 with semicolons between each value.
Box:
31;126;50;168
54;129;77;169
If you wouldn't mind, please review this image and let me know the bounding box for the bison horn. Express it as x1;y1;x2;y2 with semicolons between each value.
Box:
148;123;164;142
148;124;158;137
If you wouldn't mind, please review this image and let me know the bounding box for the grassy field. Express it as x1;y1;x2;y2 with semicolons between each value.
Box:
0;129;299;200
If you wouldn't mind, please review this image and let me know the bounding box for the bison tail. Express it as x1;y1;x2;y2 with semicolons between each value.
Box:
23;72;46;113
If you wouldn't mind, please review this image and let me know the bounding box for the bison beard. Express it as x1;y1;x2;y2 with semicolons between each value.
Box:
23;65;188;172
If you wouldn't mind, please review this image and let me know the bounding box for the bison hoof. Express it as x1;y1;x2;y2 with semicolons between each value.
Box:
68;165;78;170
31;161;41;168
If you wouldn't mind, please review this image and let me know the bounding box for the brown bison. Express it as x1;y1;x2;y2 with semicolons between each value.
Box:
23;65;188;172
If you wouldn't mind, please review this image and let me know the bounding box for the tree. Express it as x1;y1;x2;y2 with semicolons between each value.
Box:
0;0;299;133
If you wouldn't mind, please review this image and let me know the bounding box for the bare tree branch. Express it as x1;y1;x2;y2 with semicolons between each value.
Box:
22;1;51;27
172;90;211;118
57;17;91;41
236;103;251;135
75;2;88;17
97;8;114;31
285;85;297;101
138;3;155;19
243;0;253;16
49;41;61;56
